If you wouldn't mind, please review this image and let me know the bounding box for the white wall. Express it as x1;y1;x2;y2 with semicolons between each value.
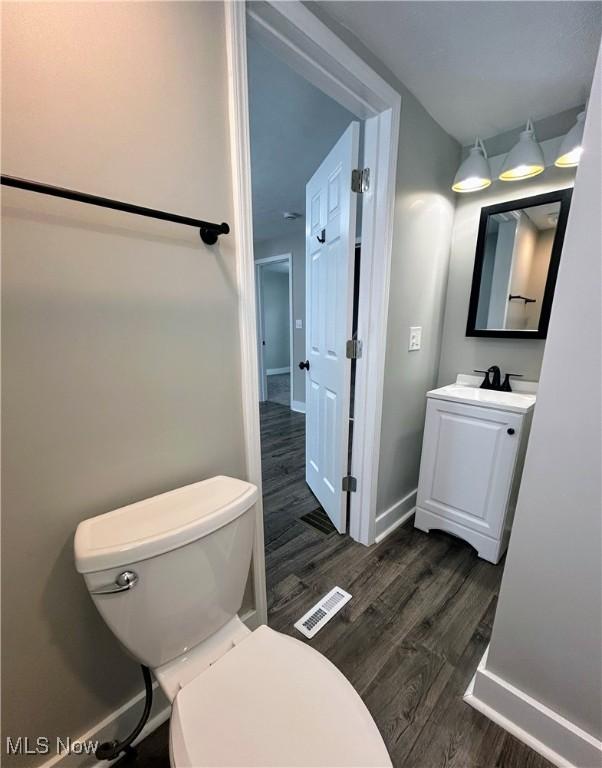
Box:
525;229;554;328
261;267;290;372
474;50;601;763
506;212;537;330
437;165;576;386
255;230;306;403
1;3;247;764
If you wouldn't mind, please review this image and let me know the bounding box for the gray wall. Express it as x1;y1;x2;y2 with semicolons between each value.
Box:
437;165;576;387
485;54;601;740
376;99;459;515
261;267;290;371
1;3;246;764
255;230;306;403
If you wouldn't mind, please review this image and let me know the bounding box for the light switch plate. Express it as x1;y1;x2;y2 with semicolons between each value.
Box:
296;319;303;329
409;326;422;351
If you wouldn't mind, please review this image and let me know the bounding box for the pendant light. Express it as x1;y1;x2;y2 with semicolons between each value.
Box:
555;110;586;167
452;138;492;193
499;119;545;181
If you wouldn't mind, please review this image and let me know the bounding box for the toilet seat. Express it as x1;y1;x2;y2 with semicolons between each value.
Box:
170;625;391;767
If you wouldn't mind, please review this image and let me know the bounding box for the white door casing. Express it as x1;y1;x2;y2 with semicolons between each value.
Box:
305;122;359;533
255;254;293;404
255;265;268;401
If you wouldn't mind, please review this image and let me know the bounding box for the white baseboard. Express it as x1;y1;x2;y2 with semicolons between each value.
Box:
266;367;289;376
38;682;170;768
465;647;602;768
374;489;417;542
38;608;260;768
291;399;306;414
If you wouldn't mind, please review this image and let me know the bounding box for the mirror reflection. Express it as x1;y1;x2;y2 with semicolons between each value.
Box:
476;202;559;331
467;189;572;338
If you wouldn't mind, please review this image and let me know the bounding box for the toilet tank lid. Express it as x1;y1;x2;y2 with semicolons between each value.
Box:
74;476;258;574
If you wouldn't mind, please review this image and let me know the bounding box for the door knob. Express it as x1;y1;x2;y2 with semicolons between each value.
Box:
316;229;326;244
299;360;310;370
507;428;515;435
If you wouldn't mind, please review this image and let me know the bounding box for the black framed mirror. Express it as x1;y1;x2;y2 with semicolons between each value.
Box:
466;189;572;339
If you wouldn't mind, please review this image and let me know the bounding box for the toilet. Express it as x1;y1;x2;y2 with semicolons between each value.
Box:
74;475;391;767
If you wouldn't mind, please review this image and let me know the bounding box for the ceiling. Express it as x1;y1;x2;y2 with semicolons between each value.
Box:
524;202;561;231
248;37;356;242
317;1;601;144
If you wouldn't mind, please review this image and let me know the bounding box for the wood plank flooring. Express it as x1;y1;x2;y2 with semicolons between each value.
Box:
120;401;553;768
266;373;291;406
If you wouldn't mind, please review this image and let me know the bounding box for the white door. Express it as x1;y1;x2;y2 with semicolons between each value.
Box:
303;122;359;533
417;399;523;539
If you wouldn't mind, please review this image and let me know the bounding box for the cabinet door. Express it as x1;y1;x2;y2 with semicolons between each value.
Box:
417;399;522;539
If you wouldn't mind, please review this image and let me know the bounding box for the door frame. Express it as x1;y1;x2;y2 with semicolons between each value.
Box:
255;254;293;406
225;0;401;623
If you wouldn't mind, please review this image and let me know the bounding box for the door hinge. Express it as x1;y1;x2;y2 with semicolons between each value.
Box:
342;475;357;493
346;339;363;359
351;168;370;193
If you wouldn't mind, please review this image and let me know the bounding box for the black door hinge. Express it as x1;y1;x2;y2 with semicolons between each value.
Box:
342;475;357;493
351;168;370;193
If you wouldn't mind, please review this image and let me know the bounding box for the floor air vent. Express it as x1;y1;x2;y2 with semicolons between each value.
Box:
294;586;352;639
300;507;336;535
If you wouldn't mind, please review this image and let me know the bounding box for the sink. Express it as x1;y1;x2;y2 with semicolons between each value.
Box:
427;383;536;414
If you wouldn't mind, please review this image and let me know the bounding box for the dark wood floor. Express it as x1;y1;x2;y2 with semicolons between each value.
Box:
122;401;552;768
260;401;322;552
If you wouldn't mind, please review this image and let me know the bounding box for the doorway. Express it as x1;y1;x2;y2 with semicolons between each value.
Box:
255;255;293;407
225;1;401;623
248;33;362;571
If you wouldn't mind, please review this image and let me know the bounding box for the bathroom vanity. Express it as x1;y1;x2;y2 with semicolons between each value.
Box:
415;375;536;563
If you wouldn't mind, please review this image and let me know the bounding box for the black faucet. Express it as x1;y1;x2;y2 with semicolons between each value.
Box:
475;367;523;391
474;366;501;390
500;373;523;392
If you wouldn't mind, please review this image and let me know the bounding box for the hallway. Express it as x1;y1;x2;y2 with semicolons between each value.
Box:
259;400;322;557
266;373;290;406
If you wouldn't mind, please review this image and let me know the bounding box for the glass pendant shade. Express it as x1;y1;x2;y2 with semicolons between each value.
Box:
499;119;545;181
452;139;492;193
555;111;586;167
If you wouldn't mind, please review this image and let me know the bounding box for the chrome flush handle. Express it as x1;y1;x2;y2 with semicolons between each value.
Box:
90;570;139;595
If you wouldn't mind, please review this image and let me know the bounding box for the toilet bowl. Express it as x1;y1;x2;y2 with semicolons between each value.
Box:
74;476;391;767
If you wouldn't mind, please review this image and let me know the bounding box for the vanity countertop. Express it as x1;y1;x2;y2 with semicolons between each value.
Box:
427;375;537;414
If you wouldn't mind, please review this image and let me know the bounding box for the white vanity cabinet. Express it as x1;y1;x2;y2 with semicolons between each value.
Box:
415;382;535;563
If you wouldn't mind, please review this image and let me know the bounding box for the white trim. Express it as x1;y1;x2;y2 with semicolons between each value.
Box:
245;1;401;546
414;506;508;565
38;683;170;768
255;253;293;405
374;489;417;542
465;647;602;768
254;254;292;266
291;399;306;414
225;0;267;626
37;609;260;768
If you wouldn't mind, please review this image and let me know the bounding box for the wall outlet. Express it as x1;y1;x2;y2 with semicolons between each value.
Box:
409;326;422;351
296;319;303;329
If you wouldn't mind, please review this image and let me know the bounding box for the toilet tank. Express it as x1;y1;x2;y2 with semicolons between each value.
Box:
74;476;258;669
